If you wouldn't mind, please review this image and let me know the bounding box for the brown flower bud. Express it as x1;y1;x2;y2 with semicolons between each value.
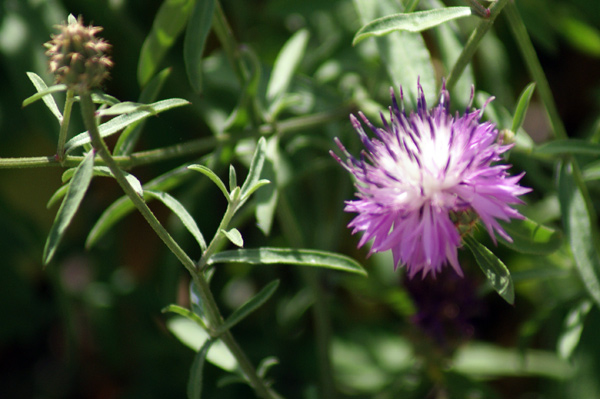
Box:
44;15;113;92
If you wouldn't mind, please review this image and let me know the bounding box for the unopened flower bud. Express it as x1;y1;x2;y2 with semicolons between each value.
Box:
44;15;113;92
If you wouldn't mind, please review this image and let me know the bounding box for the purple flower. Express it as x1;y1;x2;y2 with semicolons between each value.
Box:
331;83;530;278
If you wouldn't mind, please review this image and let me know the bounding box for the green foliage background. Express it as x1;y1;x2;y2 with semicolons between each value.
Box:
1;0;600;398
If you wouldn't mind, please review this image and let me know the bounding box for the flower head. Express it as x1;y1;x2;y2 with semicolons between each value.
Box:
331;83;530;278
45;15;113;92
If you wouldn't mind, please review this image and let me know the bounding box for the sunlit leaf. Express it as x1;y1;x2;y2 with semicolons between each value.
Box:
512;82;536;134
146;190;207;251
464;235;514;304
255;137;279;235
498;217;562;255
167;316;238;372
114;68;173;156
64;98;190;153
353;7;473;45
24;72;64;121
557;300;592;360
43;151;95;264
240;137;267;201
353;0;436;108
138;0;194;86
221;228;243;248
266;29;309;103
208;247;368;276
184;0;215;92
188;164;229;200
86;164;194;248
217;280;279;334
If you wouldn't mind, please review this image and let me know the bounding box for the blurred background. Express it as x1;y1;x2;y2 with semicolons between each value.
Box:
1;0;600;398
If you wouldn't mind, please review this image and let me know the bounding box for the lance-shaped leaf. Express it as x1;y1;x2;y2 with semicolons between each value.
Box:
266;29;310;103
533;139;600;157
24;72;64;121
188;338;214;399
43;151;95;264
217;280;279;334
167;316;238;372
138;0;194;86
239;137;268;201
557;300;592;360
61;166;144;197
64;98;190;153
115;68;173;156
558;160;600;308
464;236;514;304
353;7;473;45
512;82;536;134
184;0;215;93
188;164;230;200
86;164;194;248
207;247;367;276
255;137;279;235
498;217;562;255
146;190;207;251
221;228;243;248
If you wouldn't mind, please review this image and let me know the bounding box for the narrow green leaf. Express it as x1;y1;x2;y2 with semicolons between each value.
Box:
167;316;238;371
511;83;536;134
86;164;194;248
557;300;592;360
353;7;472;45
188;338;214;399
255;137;279;235
184;0;215;92
46;184;70;209
146;190;207;251
188;164;229;200
353;0;436;108
64;98;190;153
138;0;195;86
62;166;144;197
96;102;159;117
257;357;279;379
115;68;173;156
221;228;243;248
217;280;279;334
558;160;600;308
24;73;64;121
266;29;310;102
240;137;267;201
228;165;237;193
533;139;600;157
43;151;95;264
464;235;514;304
498;217;562;255
208;247;368;276
22;80;67;112
162;304;207;329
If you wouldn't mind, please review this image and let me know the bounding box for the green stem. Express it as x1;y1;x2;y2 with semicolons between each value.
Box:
503;2;568;140
0;108;349;170
213;0;248;85
196;195;239;270
57;90;75;162
446;0;511;91
79;91;278;399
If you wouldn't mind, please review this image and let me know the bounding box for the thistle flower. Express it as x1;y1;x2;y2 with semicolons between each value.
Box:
45;15;113;92
331;83;530;278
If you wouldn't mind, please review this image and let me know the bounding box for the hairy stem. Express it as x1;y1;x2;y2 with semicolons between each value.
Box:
0;108;349;170
79;91;279;399
57;90;75;162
